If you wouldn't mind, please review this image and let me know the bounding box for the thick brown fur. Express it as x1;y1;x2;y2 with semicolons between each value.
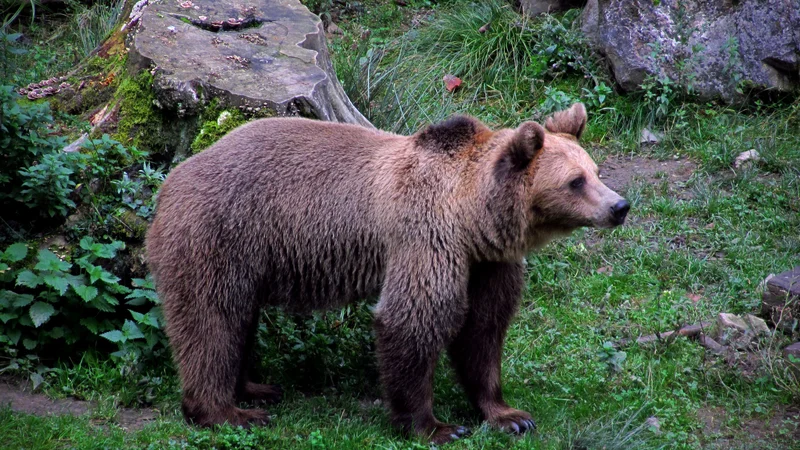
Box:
145;103;627;444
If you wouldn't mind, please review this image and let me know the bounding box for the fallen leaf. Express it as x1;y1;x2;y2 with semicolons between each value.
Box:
704;222;715;230
687;293;702;303
478;22;490;33
179;1;193;7
443;74;462;92
597;266;613;274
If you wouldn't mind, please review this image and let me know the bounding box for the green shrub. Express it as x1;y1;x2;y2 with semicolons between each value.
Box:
0;239;166;375
0;85;75;217
258;303;378;391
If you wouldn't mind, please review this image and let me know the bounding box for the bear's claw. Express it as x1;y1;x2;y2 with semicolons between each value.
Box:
489;408;536;435
428;423;471;444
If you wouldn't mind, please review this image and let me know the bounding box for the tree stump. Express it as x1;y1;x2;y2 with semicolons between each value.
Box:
127;0;372;127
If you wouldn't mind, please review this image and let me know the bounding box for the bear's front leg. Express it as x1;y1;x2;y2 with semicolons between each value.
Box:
448;261;536;435
374;251;470;444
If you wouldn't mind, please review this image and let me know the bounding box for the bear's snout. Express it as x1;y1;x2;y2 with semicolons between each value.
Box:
610;199;630;226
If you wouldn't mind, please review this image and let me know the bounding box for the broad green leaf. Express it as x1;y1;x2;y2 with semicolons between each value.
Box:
34;249;71;272
79;236;94;251
16;270;42;288
85;264;103;284
0;290;12;307
100;329;125;343
29;302;55;328
99;270;121;285
43;274;70;295
73;285;98;302
131;276;156;290
122;320;145;340
3;243;27;262
89;297;114;312
101;292;119;306
126;289;159;305
0;312;18;323
6;328;21;345
48;327;64;339
11;293;35;308
66;274;86;288
104;283;131;295
80;317;101;334
0;262;8;272
22;338;37;349
30;372;44;390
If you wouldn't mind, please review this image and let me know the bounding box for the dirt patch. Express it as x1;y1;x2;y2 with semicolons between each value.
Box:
0;379;158;431
599;155;697;194
697;404;800;450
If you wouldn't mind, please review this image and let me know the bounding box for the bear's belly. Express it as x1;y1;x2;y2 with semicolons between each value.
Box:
259;238;385;312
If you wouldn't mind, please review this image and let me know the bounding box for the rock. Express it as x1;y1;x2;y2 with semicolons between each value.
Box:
518;0;586;16
786;342;800;375
716;313;770;349
786;342;800;361
640;128;662;145
128;0;372;127
698;334;725;354
581;0;800;101
326;22;343;35
762;267;800;333
733;150;760;169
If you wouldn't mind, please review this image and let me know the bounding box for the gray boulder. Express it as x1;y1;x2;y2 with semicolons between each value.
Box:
128;0;372;127
581;0;800;100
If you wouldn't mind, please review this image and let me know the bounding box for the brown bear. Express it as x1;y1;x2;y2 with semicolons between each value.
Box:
145;103;629;444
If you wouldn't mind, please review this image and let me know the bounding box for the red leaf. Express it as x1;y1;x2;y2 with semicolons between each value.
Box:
596;266;613;274
687;293;702;303
478;22;490;33
443;74;462;92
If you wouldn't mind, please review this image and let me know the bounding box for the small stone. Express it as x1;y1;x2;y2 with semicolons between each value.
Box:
743;314;770;335
640;128;662;145
645;416;661;433
716;313;767;348
718;313;748;332
762;267;800;332
326;22;343;35
733;149;760;168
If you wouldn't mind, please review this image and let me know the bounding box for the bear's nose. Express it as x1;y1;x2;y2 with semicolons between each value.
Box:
610;199;630;224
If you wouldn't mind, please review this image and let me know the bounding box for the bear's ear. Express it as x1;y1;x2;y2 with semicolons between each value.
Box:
495;121;545;178
544;103;587;139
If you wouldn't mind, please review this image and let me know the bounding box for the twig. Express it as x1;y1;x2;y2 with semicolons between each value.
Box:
618;322;712;347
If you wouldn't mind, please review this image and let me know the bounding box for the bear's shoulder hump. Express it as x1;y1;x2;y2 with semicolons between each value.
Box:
414;115;489;155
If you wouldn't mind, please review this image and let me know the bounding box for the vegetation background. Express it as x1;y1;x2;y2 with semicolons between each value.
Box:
0;0;798;448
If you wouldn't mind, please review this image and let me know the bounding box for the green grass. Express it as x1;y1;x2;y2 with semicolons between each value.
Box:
2;0;800;449
1;0;124;86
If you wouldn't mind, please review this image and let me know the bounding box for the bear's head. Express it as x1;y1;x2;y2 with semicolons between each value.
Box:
489;103;629;252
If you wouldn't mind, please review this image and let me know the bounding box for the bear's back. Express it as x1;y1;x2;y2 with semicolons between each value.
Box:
148;118;404;311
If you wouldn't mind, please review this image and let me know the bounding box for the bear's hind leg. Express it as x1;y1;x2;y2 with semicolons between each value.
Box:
169;289;269;428
236;318;283;405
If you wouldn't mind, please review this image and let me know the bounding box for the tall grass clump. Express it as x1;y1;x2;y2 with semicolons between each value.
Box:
69;0;125;57
342;0;610;134
0;0;124;85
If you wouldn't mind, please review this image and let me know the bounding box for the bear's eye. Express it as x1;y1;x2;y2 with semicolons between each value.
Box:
569;176;586;190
